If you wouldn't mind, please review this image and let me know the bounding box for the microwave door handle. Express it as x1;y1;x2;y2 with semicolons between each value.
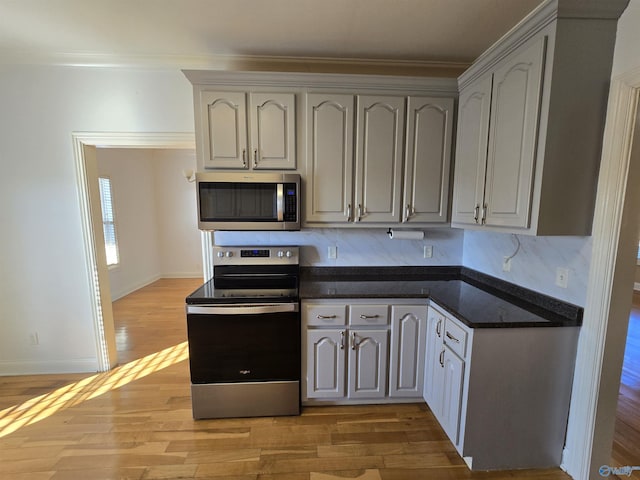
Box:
276;183;284;221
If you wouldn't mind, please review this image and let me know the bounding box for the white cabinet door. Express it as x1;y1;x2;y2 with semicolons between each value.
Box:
201;91;248;169
440;347;465;446
484;37;545;228
354;96;405;223
200;91;296;170
348;329;388;399
305;94;355;223
306;329;346;399
389;306;427;397
451;75;492;226
403;97;454;223
423;306;444;408
249;93;296;170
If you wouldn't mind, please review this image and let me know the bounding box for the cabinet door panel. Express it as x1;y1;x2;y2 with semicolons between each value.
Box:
348;329;388;399
451;76;492;225
424;307;445;411
441;348;464;446
307;329;345;398
202;92;248;169
355;96;405;223
306;94;355;223
484;37;545;228
389;306;427;397
249;93;296;170
404;97;454;223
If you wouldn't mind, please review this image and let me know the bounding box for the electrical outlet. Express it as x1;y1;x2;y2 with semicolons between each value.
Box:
502;256;511;272
424;245;433;258
556;267;569;288
328;245;338;259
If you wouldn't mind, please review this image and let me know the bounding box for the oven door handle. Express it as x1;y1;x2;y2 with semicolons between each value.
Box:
187;303;299;315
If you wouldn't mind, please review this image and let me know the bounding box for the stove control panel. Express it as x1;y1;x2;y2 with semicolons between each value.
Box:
213;246;299;266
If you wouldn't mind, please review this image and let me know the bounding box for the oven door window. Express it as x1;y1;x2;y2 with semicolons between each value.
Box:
187;311;300;384
199;182;277;222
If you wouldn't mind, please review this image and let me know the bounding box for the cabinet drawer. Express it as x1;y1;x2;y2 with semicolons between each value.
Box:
305;304;347;326
443;319;467;358
349;305;389;326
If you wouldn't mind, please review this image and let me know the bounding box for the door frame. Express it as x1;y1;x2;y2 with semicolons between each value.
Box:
562;67;640;477
72;132;195;371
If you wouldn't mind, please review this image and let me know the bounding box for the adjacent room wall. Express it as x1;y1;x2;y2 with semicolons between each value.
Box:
97;148;200;301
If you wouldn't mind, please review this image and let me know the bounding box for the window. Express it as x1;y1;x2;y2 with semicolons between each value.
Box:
98;177;119;266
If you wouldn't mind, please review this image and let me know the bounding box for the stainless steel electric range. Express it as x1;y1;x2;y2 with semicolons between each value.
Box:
185;246;300;419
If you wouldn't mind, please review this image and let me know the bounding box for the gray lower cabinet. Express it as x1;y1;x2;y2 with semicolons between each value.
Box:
303;300;426;403
424;302;579;470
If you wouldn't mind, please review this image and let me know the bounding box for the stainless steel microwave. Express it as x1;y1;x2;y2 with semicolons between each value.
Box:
196;172;300;231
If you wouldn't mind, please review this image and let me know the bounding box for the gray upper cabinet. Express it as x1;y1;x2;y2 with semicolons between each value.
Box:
305;94;355;223
451;1;625;235
404;96;454;224
199;91;296;170
354;95;405;224
305;92;454;226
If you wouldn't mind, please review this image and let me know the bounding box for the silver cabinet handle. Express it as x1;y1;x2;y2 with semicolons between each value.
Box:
473;204;479;223
359;314;380;319
436;319;442;337
253;149;259;168
346;204;352;222
405;204;411;222
446;331;460;343
357;204;363;222
340;331;345;350
481;203;488;225
317;314;337;319
439;348;445;368
350;331;357;350
242;148;247;168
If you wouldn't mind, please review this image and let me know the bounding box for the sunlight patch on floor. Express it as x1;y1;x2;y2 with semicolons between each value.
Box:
0;341;189;437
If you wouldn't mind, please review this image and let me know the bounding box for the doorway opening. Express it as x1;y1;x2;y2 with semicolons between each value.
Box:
72;132;199;371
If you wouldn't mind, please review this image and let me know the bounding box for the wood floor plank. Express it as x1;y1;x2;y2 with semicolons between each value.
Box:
1;278;631;479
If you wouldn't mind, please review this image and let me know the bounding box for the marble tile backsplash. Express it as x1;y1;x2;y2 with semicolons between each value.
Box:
213;227;591;307
213;228;464;267
462;230;591;307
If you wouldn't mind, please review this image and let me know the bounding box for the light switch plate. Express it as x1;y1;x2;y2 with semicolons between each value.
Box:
328;245;337;259
424;245;433;258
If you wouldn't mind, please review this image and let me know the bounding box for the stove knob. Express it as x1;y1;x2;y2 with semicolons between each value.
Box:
226;251;233;257
217;251;225;258
285;250;293;258
277;250;284;258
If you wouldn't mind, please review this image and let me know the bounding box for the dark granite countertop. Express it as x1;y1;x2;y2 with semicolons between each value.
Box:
300;266;582;329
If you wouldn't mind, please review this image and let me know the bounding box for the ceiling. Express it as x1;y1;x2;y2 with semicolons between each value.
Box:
0;0;545;73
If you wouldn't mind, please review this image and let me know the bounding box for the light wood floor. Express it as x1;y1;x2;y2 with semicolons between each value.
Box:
2;278;635;479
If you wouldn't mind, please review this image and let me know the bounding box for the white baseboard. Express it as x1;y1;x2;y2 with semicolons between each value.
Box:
161;272;202;279
0;358;99;376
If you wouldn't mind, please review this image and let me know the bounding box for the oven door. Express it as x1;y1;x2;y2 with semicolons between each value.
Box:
186;303;300;384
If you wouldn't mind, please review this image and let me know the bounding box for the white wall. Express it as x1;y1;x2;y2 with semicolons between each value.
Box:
462;230;591;306
97;148;200;301
0;65;194;375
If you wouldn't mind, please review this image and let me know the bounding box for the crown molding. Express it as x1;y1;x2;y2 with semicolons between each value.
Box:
0;50;468;77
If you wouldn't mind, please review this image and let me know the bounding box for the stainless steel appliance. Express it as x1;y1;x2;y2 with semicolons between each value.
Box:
185;246;300;419
196;172;300;231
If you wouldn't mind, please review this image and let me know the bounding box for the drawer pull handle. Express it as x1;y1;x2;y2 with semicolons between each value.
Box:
317;315;337;319
439;349;445;367
446;331;460;343
360;314;380;319
340;331;345;350
351;331;357;350
239;369;251;375
436;319;442;337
